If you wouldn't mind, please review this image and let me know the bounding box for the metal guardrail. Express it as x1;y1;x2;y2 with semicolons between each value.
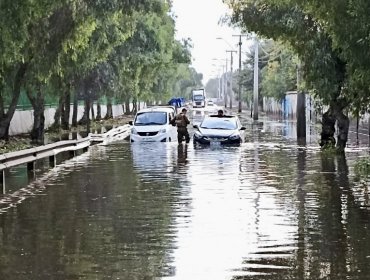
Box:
0;137;91;171
0;124;132;191
89;124;131;145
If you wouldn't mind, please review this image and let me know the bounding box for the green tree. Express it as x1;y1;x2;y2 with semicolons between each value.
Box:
226;0;350;151
0;0;61;140
0;0;196;142
260;42;297;101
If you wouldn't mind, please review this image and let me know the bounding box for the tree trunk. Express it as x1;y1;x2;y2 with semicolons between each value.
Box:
132;97;137;114
27;87;45;145
335;110;349;153
85;99;91;134
124;98;130;115
96;101;102;121
51;78;64;130
61;87;71;130
0;63;27;140
320;100;350;152
105;97;113;119
368;114;370;145
356;115;359;145
78;97;90;125
90;102;95;121
296;92;306;140
72;92;78;127
0;84;4;117
320;108;336;148
52;94;64;129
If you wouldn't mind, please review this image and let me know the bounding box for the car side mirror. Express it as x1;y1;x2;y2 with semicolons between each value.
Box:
240;126;246;130
193;125;199;129
128;121;133;125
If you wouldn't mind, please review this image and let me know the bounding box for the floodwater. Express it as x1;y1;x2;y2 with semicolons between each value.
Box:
0;110;369;280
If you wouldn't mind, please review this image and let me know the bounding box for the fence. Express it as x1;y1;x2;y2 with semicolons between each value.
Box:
0;125;132;193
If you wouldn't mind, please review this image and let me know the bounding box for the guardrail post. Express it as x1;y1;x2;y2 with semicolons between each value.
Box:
69;150;75;158
1;170;5;194
27;161;35;171
49;155;56;167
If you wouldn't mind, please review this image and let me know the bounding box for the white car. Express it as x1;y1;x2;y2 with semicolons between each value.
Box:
207;100;215;106
129;107;177;142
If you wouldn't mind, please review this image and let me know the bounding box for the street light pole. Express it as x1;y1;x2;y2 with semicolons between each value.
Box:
224;57;228;108
233;34;248;113
238;37;242;112
212;58;227;104
216;37;236;109
253;37;259;121
219;66;224;100
226;50;237;110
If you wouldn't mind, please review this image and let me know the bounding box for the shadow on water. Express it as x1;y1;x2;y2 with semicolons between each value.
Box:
177;144;188;166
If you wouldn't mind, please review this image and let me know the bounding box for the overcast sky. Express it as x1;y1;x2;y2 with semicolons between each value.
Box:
171;0;244;84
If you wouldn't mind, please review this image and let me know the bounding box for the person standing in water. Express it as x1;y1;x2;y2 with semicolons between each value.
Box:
171;108;190;144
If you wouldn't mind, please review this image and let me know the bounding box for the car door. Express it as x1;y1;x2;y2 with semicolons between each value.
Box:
168;112;177;141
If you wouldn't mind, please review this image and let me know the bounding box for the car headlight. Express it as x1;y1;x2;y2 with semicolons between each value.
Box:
131;128;138;135
159;128;166;134
229;133;240;140
194;131;203;139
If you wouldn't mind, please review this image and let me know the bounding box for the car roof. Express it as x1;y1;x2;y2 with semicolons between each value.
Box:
208;114;237;118
137;106;175;114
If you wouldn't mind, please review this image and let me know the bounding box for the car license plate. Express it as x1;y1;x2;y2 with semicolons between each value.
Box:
142;137;154;141
210;139;221;145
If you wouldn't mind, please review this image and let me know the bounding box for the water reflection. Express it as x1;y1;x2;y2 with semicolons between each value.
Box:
177;144;188;166
0;117;369;279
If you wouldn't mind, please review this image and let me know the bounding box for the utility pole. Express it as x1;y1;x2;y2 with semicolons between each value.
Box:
224;57;228;108
212;58;227;105
253;37;259;121
220;65;225;100
226;50;237;110
296;61;306;142
233;34;248;113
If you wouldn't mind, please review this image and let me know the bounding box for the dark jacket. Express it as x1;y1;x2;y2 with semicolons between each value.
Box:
171;113;190;128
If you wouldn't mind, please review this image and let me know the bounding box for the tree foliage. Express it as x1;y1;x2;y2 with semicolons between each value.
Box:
225;0;370;151
226;0;370;113
0;0;200;140
225;0;346;104
260;41;297;101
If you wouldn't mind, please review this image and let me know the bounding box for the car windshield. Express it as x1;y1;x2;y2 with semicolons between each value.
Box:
200;117;237;130
134;111;167;125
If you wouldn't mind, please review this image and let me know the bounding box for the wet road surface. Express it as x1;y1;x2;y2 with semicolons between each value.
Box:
0;110;369;280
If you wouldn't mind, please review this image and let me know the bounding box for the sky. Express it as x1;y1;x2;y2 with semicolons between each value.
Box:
171;0;247;84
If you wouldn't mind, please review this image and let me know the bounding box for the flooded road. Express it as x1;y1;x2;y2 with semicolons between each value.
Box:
0;113;369;280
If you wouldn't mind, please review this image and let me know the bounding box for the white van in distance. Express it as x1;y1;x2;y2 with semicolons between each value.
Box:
129;106;177;142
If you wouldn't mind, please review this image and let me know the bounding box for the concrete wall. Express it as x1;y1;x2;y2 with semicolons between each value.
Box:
262;92;316;123
9;104;125;136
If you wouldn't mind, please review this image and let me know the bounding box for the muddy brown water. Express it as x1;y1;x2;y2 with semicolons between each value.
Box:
0;112;369;280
